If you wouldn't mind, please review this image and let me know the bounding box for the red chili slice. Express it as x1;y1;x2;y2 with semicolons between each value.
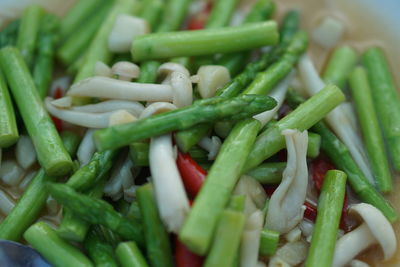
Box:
175;238;204;267
187;1;213;30
176;152;207;197
310;158;335;192
303;201;318;222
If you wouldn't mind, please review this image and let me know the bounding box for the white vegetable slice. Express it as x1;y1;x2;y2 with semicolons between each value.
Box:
240;210;264;267
149;134;190;233
15;135;37;169
76;129;96;166
198;136;221;160
276;240;309;266
312;17;345;48
332;203;397;267
0;189;15;215
72;100;144;117
0;160;25;186
95;61;112;77
111;61;140;81
108;15;149;53
68;76;173;102
51;96;72;108
298;55;374;185
266;129;308;234
197;65;231;99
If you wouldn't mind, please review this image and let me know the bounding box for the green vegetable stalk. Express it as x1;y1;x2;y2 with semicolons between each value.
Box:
259;228;280;256
0;69;18;147
246;162;286;184
84;226;119;267
116;242;149;267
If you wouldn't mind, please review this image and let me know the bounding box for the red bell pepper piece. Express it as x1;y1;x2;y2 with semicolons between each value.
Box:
176;152;207;197
310;158;335;192
175;239;204;267
187;1;213;30
51;87;63;132
303;201;318;222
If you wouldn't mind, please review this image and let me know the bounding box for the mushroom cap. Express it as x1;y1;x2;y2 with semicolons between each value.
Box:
157;62;190;83
95;61;112;77
197;65;231;99
349;203;397;260
111;61;140;81
170;71;193;108
139;102;177;119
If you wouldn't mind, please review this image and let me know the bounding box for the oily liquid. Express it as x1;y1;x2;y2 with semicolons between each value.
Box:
274;0;400;266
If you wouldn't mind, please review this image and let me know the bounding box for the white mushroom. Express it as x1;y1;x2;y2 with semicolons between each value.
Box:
76;129;96;166
15;135;37;170
104;155;135;201
72;100;144;118
275;240;309;266
198;135;221;160
197;65;231;99
111;61;140;81
349;260;370;267
139;102;178;119
240;210;264;267
95;61;112;77
157;62;190;84
266;129;308;234
169;71;193;108
51;96;72;108
234;175;267;215
253;72;294;127
285;227;302;243
332;203;397;267
298;55;374;185
108;14;149;53
109;110;137;126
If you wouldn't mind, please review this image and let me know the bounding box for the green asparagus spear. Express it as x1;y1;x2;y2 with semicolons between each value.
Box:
0;47;73;176
259;228;280;256
60;0;104;40
58;1;113;66
94;94;276;151
74;0;140;82
243;84;345;173
155;0;191;33
129;142;149;166
33;14;60;99
16;5;44;67
84;226;119;267
136;184;174;267
132;22;278;61
180;119;261;255
349;67;392;192
246;162;286;184
363;47;400;171
204;209;246;267
286;89;398;222
0;69;18;147
306;170;347;267
0;19;20;47
24;222;93;267
137;61;161;83
116;242;149;267
140;0;163;31
47;183;144;246
0;131;80;241
322;46;358;89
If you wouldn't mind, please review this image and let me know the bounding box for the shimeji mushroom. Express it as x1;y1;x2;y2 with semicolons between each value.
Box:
72;100;144;117
111;61;140;81
240;210;264;267
265;129;308;234
95;61;112;77
157;62;190;84
198;136;221;160
234;175;267;216
298;55;374;184
104;155;135;201
195;65;231;99
143;102;191;233
332;203;397;267
76;129;96;166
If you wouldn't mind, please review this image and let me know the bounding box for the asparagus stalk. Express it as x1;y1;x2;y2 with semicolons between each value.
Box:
84;226;119;267
0;19;20;47
0;131;80;241
136;183;174;267
307;132;321;158
131;22;278;61
140;0;163;30
0;69;18;147
129;142;149;166
246;162;286;184
74;0;140;82
24;222;93;267
116;242;149;267
0;47;73;176
94;94;276;151
305;170;347;267
363;47;400;171
286;89;398;222
180;119;261;255
203;209;246;267
33;14;60;99
137;61;160;83
155;0;191;33
16;5;44;67
243;84;344;173
58;1;113;66
259;228;280;256
47;183;144;245
349;67;392;192
322;46;358;89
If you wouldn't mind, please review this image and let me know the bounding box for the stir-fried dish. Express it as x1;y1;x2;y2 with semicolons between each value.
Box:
0;0;399;266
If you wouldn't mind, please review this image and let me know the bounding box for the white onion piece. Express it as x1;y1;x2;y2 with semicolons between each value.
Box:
95;61;112;77
158;62;190;84
46;97;131;128
111;61;140;81
170;71;193;108
77;129;96;166
19;171;37;190
240;210;264;267
15;135;37;170
0;189;15;215
333;203;396;267
268;256;292;267
276;240;309;266
72;100;144;117
104;156;134;201
266;130;308;234
109;110;137;126
234;175;267;213
108;15;149;53
149;134;190;233
253;72;294;127
198;136;221;160
0;160;25;186
299;55;374;184
312;17;345;48
197;65;231;99
285;227;302;243
349;260;370;267
46;196;60;215
139;102;178;119
68;76;173;102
